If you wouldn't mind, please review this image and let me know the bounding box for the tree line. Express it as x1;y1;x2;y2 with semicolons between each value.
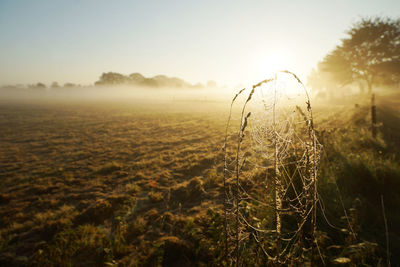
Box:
2;72;218;90
94;72;210;88
1;72;219;90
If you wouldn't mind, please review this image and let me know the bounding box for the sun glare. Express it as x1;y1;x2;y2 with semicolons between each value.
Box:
254;52;306;96
259;52;289;78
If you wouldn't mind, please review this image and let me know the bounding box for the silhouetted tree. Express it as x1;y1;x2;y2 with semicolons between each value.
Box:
318;17;400;93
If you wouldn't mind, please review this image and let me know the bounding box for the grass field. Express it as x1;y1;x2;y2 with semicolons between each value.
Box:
0;93;399;266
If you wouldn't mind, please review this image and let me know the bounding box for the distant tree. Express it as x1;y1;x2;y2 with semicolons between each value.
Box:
1;85;17;90
141;78;159;87
168;77;186;88
95;72;127;85
152;75;168;87
51;82;60;88
36;82;46;88
95;71;195;88
152;75;187;87
64;83;76;88
318;17;400;93
128;73;145;84
28;82;46;91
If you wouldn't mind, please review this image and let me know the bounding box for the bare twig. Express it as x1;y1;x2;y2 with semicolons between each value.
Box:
381;194;390;267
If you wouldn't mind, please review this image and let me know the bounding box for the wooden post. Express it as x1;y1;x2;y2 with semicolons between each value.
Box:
371;94;377;139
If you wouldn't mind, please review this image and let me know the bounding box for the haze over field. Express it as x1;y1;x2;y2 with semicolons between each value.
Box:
1;0;399;88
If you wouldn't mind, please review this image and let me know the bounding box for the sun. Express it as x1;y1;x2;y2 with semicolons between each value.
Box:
259;52;289;77
255;51;304;96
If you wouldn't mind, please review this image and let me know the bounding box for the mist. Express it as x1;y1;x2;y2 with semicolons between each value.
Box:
0;85;238;104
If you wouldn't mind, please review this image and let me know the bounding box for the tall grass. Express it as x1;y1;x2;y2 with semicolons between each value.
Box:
223;71;322;265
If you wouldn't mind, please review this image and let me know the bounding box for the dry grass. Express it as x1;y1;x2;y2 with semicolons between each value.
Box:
0;100;227;266
0;94;399;265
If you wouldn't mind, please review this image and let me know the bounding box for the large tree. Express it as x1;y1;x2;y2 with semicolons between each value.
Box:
319;17;400;93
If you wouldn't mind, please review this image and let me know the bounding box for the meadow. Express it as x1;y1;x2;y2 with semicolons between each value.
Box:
0;91;399;266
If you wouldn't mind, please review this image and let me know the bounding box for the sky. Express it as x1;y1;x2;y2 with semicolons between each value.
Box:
0;0;399;87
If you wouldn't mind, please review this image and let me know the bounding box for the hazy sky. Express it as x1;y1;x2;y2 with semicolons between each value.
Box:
0;0;399;87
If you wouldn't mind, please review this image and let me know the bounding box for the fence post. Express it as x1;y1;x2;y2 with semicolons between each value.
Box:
371;94;377;139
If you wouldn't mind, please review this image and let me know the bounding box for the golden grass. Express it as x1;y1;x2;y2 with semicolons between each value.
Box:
0;95;399;265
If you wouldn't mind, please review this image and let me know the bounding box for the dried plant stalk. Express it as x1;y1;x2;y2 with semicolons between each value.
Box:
222;71;322;266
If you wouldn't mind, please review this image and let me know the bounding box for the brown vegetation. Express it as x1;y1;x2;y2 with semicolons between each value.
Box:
0;101;226;266
0;93;399;265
